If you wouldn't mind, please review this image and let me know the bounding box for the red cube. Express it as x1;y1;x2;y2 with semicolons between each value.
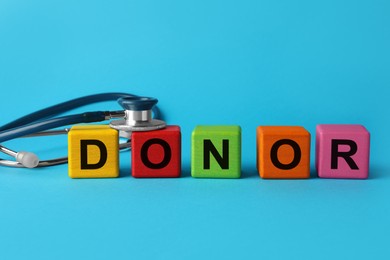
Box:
131;125;181;178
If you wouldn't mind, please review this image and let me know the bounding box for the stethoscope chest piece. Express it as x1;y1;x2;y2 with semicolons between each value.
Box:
109;97;166;132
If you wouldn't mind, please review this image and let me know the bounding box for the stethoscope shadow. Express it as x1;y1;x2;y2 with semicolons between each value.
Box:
119;167;132;178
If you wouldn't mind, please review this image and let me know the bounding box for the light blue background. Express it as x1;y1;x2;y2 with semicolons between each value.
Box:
0;0;389;259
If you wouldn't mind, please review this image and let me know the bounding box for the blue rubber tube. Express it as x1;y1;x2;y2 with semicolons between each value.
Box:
0;112;107;143
0;93;137;131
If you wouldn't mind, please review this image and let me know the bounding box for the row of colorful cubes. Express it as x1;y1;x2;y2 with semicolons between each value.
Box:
67;124;369;179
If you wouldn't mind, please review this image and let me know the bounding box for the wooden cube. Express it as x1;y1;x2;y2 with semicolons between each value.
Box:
131;125;181;178
257;126;310;179
316;124;370;179
191;125;241;178
68;125;119;178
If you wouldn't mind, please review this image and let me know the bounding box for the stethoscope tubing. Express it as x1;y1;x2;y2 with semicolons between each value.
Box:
0;111;107;143
0;92;137;131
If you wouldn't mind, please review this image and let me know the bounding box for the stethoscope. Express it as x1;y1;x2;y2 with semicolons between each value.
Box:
0;93;166;168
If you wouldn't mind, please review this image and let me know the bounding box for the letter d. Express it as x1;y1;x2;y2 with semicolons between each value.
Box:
80;140;108;169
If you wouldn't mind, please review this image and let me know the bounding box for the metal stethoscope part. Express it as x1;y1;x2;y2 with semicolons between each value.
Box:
110;97;166;132
0;93;166;168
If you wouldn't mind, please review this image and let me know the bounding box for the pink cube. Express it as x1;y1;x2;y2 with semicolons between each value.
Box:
316;124;370;179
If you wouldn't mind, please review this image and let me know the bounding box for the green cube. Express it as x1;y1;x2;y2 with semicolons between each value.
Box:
191;125;241;178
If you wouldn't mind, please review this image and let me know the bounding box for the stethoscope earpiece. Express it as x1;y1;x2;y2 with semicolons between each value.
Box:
109;96;166;132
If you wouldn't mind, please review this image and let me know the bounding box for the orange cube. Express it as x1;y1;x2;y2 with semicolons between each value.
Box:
257;126;310;179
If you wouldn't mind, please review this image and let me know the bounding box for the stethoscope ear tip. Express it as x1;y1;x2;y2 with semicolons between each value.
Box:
16;151;39;168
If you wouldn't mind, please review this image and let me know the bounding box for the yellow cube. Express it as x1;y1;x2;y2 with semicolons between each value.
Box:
68;125;119;178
